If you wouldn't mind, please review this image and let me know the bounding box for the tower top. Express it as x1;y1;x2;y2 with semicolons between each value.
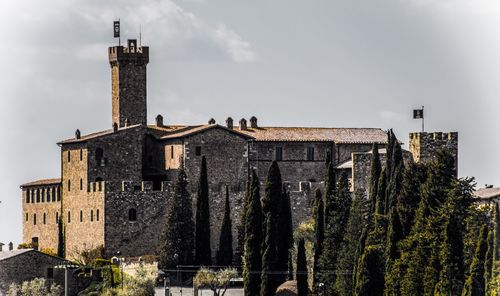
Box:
108;39;149;66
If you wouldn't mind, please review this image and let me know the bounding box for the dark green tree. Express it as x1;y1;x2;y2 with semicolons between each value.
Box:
462;225;489;296
57;217;65;258
312;189;324;289
159;167;194;269
277;185;294;276
195;156;211;266
320;171;351;294
397;163;427;238
243;171;263;296
217;186;233;266
335;190;370;296
354;246;385;296
261;213;279;296
369;143;382;215
296;238;309;296
484;229;494;295
236;178;251;266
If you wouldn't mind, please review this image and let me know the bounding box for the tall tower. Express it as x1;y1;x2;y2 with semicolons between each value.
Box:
409;132;458;173
108;39;149;127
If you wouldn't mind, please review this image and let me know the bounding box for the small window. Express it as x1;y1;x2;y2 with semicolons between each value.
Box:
68;211;71;223
128;208;137;221
47;268;54;279
275;147;283;161
307;147;315;161
195;146;202;156
26;191;30;203
36;189;40;203
67;150;71;162
80;178;83;191
41;189;45;203
90;210;94;222
67;180;71;192
57;187;61;201
43;213;46;225
25;213;28;222
96;209;100;221
80;210;83;222
80;149;83;161
171;146;174;159
56;212;59;223
33;214;37;225
96;148;104;166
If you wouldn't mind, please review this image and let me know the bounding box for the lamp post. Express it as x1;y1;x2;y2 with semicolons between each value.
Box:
54;263;78;296
318;282;325;296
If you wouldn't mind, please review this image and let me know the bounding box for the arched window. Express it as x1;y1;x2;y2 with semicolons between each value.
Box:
80;178;83;191
80;210;83;222
80;149;83;161
41;189;45;202
68;211;71;223
26;190;30;204
43;213;46;225
33;213;37;225
96;209;100;221
36;189;40;203
67;180;71;192
128;208;137;221
95;148;104;166
90;210;94;222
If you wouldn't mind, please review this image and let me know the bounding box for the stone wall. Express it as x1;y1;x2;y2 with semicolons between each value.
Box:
22;186;61;252
409;132;458;172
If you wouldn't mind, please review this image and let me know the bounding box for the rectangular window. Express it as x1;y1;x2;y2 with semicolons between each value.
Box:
68;211;71;223
68;180;71;192
195;146;202;156
96;209;100;221
90;210;94;222
171;146;174;159
275;147;283;161
25;213;28;222
47;268;54;279
80;149;83;161
33;214;37;225
68;150;71;162
307;147;315;161
43;213;46;225
56;212;59;224
80;210;83;222
80;179;83;191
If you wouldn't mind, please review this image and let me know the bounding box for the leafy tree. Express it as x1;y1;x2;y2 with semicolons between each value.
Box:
312;189;324;289
57;217;65;258
296;238;309;296
243;171;263;296
194;268;238;296
354;245;384;296
462;225;489;296
159;167;194;269
195;156;212;266
335;190;370;296
217;186;233;266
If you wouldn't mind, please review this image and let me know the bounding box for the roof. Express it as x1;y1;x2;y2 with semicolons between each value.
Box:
474;187;500;200
336;159;353;169
160;124;254;140
0;249;32;261
235;127;388;143
276;280;298;296
20;178;61;188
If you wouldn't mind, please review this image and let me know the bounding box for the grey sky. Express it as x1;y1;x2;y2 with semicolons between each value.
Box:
1;0;499;245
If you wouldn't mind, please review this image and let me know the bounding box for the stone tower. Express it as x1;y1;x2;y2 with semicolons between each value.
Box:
409;132;458;172
108;39;149;128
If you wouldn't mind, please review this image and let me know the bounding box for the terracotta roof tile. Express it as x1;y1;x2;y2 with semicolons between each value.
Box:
474;187;500;200
20;178;61;188
160;124;253;140
236;127;388;143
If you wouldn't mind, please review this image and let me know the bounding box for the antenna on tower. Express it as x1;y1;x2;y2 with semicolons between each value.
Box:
139;24;142;47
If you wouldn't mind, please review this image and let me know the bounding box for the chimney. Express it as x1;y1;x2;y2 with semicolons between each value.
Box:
226;117;234;129
8;242;13;251
208;118;216;124
75;129;81;139
250;116;258;128
156;114;164;127
239;118;247;130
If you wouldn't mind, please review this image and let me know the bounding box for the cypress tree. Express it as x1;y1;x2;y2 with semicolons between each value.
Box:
57;217;65;258
261;213;279;296
277;185;294;277
216;186;233;266
320;171;351;294
397;163;426;238
288;250;294;280
434;216;465;296
312;189;324;289
159;167;194;269
369;143;381;215
462;225;489;296
485;229;494;295
335;190;370;296
195;156;211;266
296;238;309;296
354;246;385;296
243;171;263;296
375;169;387;218
236;178;251;266
493;203;500;279
385;206;403;264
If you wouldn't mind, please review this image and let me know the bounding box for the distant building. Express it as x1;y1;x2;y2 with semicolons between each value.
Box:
20;39;458;260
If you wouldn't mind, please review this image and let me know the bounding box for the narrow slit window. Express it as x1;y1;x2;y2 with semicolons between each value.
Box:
68;211;71;223
90;210;94;222
275;147;283;161
171;146;174;159
33;214;37;225
195;146;202;156
80;149;83;161
56;212;59;224
67;150;71;162
307;147;315;161
80;178;83;191
80;210;83;222
128;208;137;221
96;209;100;221
43;213;46;225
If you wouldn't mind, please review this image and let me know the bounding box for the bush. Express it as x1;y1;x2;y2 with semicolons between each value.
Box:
7;278;61;296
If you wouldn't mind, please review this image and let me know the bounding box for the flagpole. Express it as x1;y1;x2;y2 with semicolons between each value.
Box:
119;18;121;46
422;105;424;132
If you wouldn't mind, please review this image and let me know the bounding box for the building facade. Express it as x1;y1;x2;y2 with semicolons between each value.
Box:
20;40;458;260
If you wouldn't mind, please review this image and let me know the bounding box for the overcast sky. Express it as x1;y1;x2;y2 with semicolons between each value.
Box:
1;0;500;245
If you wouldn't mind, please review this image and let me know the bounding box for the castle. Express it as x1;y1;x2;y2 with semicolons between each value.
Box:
20;39;458;259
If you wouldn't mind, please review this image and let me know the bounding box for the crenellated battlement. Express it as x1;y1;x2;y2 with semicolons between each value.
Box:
409;131;458;173
108;40;149;65
409;132;458;142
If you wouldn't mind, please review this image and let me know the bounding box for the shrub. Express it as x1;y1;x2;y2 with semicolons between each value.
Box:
7;278;61;296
